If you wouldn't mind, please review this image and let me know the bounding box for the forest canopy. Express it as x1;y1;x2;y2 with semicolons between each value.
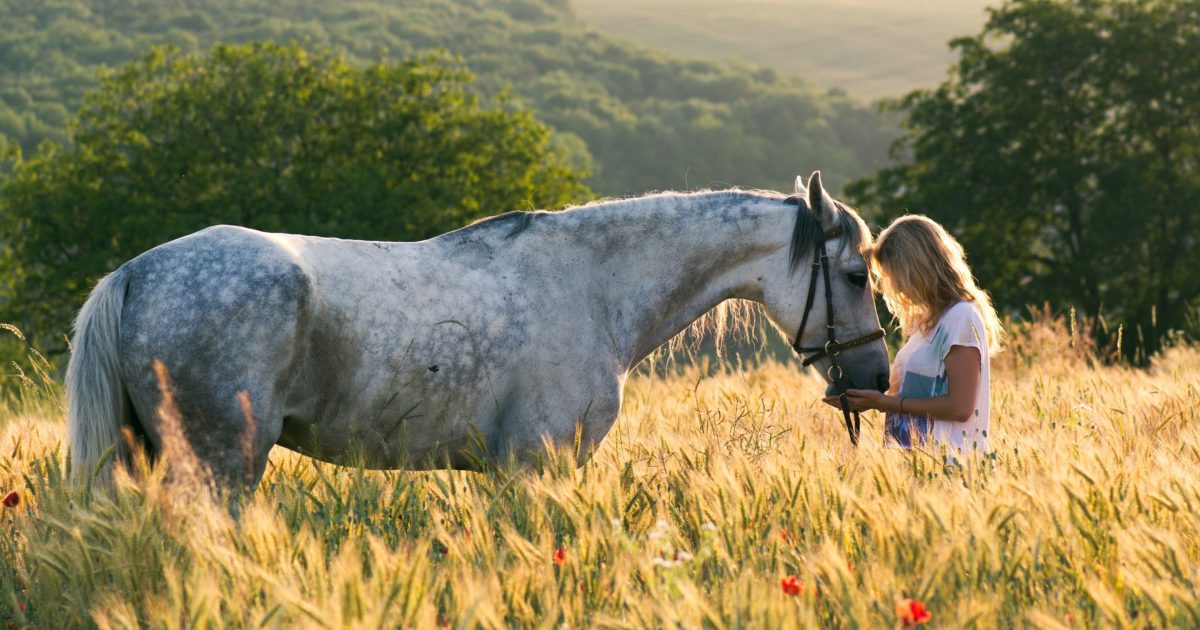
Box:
0;0;896;196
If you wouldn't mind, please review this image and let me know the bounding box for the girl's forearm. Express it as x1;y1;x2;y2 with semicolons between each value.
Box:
884;394;974;423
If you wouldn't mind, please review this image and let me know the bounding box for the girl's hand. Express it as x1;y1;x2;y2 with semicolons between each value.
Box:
822;389;891;412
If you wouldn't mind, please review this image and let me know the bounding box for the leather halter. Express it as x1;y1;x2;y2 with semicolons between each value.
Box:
783;195;886;446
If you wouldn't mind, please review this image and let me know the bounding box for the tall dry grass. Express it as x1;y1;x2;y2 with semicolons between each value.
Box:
0;317;1198;628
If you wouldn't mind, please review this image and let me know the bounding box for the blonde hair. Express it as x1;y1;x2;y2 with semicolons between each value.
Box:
870;215;1004;352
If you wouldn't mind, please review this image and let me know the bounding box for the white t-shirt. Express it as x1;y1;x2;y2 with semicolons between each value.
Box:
885;300;991;453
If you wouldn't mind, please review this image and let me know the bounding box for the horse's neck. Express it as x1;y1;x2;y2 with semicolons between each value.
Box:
581;192;792;368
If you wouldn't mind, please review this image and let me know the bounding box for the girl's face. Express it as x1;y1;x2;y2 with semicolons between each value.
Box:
871;226;946;312
872;257;915;306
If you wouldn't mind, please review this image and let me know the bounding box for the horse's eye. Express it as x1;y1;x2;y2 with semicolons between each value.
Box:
847;271;868;288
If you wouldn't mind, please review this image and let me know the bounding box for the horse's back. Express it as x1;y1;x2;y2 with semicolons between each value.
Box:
118;225;313;355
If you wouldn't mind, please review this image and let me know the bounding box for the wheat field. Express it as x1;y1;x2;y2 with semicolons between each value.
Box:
0;316;1198;628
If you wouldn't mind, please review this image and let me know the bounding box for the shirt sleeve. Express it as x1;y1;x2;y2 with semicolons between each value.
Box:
934;302;987;367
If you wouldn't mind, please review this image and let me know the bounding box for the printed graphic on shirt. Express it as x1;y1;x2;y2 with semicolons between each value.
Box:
902;371;947;398
928;326;950;362
885;413;932;448
884;365;948;447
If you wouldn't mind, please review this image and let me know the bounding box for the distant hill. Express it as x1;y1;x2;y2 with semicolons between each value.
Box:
0;0;897;197
573;0;993;101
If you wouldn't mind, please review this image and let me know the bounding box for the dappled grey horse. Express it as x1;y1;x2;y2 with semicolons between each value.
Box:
67;171;889;492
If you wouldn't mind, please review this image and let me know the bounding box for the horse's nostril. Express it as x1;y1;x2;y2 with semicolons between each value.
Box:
875;373;889;393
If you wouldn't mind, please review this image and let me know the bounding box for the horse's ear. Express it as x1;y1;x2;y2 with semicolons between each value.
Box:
806;171;828;217
793;175;808;197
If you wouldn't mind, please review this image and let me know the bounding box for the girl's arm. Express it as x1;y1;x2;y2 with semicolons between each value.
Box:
822;345;981;422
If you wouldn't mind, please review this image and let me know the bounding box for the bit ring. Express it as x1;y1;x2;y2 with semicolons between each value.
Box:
827;364;844;382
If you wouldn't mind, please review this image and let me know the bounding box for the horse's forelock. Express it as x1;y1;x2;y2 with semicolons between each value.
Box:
788;198;870;272
834;199;872;255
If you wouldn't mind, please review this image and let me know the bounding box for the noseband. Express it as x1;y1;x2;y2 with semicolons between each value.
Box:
784;196;885;446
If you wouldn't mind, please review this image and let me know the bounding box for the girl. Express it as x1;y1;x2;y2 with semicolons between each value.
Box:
822;215;1004;453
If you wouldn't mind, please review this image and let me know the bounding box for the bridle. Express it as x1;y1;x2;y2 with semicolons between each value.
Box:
784;196;885;446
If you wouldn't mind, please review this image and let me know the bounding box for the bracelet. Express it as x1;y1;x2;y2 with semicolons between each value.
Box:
899;397;905;414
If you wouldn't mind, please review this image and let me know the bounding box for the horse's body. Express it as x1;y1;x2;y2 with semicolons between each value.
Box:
67;173;889;491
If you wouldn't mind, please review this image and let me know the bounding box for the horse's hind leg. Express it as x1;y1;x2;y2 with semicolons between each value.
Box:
113;228;310;500
184;384;282;498
125;366;284;499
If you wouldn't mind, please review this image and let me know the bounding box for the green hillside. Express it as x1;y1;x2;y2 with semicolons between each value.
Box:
0;0;897;196
573;0;994;101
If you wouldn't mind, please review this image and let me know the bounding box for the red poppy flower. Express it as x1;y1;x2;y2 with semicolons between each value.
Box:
780;574;803;596
2;491;17;508
895;599;932;627
779;530;790;543
554;548;566;566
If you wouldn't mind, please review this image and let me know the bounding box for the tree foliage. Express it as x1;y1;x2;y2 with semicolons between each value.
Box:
847;0;1200;358
0;42;589;345
0;0;896;195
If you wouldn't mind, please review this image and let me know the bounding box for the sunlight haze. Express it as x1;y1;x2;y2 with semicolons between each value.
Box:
574;0;995;100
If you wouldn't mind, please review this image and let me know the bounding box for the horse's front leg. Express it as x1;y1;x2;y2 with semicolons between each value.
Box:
494;369;624;467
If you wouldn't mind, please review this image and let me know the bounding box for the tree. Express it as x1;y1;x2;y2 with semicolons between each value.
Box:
847;0;1200;359
0;42;591;348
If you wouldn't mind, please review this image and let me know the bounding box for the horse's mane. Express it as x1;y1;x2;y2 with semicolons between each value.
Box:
462;189;871;366
464;210;550;239
464;189;792;240
465;190;868;272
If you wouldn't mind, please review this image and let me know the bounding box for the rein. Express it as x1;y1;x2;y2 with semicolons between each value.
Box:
783;196;885;446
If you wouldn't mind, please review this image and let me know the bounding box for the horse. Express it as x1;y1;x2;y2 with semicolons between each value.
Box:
66;171;890;494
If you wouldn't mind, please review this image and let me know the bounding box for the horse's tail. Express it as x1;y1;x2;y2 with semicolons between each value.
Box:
66;268;133;485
